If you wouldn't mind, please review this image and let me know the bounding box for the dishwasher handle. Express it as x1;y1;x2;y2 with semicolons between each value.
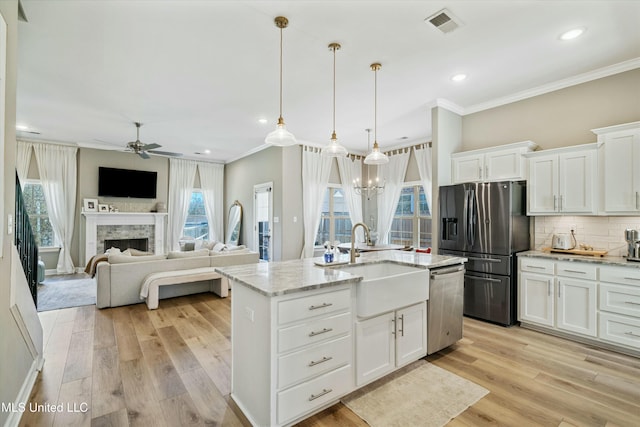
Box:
430;264;465;279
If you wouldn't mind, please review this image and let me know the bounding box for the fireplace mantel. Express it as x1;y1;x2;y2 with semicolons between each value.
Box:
81;212;167;264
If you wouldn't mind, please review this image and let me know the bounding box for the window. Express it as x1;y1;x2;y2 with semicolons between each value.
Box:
316;186;352;246
23;181;56;247
183;190;209;240
390;185;432;248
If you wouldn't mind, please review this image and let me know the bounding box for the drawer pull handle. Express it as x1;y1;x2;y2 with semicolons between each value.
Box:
625;301;640;306
309;328;333;337
309;302;333;311
526;265;546;270
624;331;640;338
623;277;640;281
562;269;586;274
308;356;333;367
469;256;501;263
309;388;333;401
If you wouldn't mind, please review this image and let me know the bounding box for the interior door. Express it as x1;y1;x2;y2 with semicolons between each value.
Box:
254;182;272;262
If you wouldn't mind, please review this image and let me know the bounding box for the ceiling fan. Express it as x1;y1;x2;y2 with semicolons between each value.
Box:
126;122;182;159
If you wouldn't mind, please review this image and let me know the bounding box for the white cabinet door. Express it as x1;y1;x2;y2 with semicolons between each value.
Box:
395;302;427;367
484;148;524;182
558;150;596;213
528;154;559;214
556;278;597;337
452;154;483;184
519;272;555;326
602;129;640;213
355;312;395;386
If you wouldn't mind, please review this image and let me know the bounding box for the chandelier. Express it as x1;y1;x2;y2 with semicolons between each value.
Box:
353;129;385;199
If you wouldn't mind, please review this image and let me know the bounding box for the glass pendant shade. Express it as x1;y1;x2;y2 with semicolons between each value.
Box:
265;117;297;146
322;132;348;156
364;141;389;165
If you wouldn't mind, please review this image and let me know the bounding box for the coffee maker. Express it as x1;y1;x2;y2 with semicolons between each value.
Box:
625;229;640;262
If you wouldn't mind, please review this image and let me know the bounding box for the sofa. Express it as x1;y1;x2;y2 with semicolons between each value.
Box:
95;247;259;308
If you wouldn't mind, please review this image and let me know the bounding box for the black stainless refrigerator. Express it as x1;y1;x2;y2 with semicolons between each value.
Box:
438;181;530;326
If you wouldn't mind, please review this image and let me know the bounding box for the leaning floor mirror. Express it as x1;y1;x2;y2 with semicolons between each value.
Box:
226;200;242;246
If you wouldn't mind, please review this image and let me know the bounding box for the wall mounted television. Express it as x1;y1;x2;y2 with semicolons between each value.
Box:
98;167;157;199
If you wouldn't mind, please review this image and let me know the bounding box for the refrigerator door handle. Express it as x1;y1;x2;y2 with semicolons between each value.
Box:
467;188;476;248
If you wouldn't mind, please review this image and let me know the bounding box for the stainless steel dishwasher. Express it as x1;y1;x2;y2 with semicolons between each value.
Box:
427;264;465;355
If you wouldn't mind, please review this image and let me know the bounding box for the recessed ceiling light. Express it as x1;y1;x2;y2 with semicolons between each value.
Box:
451;73;467;82
560;27;585;41
203;149;211;154
258;118;268;124
16;124;29;131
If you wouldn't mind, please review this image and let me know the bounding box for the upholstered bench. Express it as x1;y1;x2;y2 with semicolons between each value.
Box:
140;267;228;309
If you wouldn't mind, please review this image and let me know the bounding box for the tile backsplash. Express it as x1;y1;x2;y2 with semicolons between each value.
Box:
533;216;640;257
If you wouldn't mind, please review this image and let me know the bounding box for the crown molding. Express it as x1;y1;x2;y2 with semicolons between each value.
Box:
427;98;465;115
464;57;640;115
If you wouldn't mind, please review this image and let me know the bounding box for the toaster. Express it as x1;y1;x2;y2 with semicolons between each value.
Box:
552;234;573;250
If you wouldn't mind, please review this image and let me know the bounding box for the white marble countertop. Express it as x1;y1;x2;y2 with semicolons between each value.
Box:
518;250;640;268
216;251;467;297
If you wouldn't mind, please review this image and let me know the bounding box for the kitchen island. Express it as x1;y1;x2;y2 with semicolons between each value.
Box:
216;251;466;426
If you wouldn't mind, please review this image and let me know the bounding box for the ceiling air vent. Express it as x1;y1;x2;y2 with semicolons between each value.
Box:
425;9;461;34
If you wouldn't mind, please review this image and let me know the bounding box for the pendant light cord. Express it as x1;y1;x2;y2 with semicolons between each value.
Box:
374;66;377;144
279;25;283;120
332;46;336;135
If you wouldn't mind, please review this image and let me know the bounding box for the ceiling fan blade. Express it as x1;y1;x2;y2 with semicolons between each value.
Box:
148;150;183;157
138;151;150;159
141;143;161;150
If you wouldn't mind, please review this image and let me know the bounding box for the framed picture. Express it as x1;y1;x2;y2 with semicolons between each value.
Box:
83;198;98;212
98;204;109;212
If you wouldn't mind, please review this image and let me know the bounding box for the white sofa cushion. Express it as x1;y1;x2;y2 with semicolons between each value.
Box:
167;248;210;259
109;253;167;264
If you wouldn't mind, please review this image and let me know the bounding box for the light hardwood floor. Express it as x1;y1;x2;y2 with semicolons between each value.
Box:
21;292;640;427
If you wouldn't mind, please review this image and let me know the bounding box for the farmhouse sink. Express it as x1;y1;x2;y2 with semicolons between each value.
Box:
332;261;429;318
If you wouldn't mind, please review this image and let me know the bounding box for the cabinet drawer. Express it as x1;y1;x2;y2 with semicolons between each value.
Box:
278;335;351;389
278;312;351;353
600;265;640;287
556;261;597;281
278;288;351;325
599;312;640;350
600;283;640;318
519;258;554;275
277;364;352;425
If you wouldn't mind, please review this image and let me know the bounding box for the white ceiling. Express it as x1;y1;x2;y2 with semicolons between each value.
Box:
16;0;640;163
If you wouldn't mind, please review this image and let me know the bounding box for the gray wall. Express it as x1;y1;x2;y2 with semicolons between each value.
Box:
462;68;640;151
1;2;43;425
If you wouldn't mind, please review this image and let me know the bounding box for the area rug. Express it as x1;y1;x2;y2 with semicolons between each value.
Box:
341;359;488;427
37;276;96;312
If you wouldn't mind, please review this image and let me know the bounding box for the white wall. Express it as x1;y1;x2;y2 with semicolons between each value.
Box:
1;2;44;426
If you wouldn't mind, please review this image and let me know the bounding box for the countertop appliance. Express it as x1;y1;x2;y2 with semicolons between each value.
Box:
552;233;573;250
439;181;530;326
626;229;640;262
426;264;465;355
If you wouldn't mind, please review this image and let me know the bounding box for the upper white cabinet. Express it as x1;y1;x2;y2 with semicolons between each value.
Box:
526;143;598;215
592;121;640;214
451;141;538;184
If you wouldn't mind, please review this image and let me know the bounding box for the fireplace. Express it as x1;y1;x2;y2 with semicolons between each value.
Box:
104;238;149;252
81;212;167;265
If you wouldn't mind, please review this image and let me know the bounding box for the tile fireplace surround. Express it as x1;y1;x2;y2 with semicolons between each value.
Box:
81;212;167;265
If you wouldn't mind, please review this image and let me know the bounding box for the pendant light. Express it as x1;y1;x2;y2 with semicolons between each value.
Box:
364;63;389;165
322;42;348;157
265;16;297;146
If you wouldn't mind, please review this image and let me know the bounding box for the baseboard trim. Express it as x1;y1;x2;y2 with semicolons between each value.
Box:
2;358;40;427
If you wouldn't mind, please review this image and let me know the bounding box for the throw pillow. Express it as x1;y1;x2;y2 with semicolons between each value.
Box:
211;242;226;252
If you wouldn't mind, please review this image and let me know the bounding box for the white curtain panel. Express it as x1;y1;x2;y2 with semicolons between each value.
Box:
301;146;333;258
16;140;33;187
414;144;433;212
197;161;224;243
33;143;77;273
336;155;364;243
168;158;197;251
377;150;410;244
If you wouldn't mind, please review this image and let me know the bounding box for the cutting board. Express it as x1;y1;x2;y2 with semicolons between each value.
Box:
542;247;608;257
